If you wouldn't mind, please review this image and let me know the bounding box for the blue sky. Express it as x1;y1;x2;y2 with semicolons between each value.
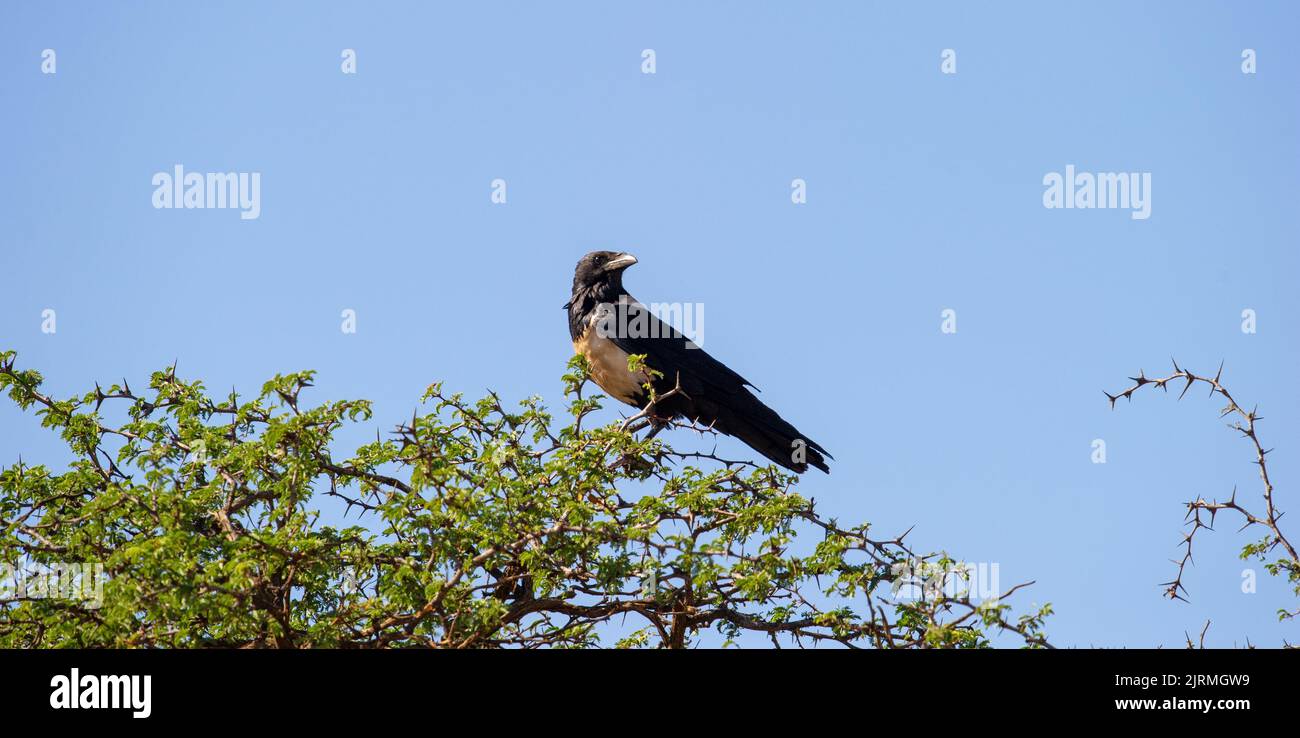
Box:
2;1;1297;647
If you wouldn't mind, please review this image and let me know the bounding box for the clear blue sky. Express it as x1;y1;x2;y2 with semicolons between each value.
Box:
2;1;1297;647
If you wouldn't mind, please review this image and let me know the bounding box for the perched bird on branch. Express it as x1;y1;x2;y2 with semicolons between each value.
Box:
565;251;831;473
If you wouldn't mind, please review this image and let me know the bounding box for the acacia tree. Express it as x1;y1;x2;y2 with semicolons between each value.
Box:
0;349;1050;648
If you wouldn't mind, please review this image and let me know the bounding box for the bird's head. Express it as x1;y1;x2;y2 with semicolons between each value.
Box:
570;251;638;295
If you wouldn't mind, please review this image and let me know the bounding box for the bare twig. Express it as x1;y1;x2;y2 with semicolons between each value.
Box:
1107;360;1296;604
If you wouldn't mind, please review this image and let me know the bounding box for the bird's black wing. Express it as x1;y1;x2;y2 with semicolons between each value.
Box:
602;299;831;472
601;300;754;391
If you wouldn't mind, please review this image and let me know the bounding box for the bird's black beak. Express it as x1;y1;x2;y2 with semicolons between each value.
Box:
603;253;638;272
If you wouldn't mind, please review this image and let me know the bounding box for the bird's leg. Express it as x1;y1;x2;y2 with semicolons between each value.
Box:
642;414;669;441
620;371;689;433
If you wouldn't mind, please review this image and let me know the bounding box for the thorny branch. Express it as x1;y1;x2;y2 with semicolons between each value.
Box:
1107;360;1298;611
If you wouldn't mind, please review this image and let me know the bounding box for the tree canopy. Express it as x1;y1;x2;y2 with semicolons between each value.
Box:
0;349;1052;648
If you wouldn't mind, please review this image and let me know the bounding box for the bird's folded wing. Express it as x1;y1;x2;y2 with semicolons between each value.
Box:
602;301;754;393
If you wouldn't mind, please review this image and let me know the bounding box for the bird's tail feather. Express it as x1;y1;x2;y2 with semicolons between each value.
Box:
700;391;831;474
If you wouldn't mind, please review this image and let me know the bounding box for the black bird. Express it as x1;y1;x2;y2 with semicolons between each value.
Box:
565;251;831;473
